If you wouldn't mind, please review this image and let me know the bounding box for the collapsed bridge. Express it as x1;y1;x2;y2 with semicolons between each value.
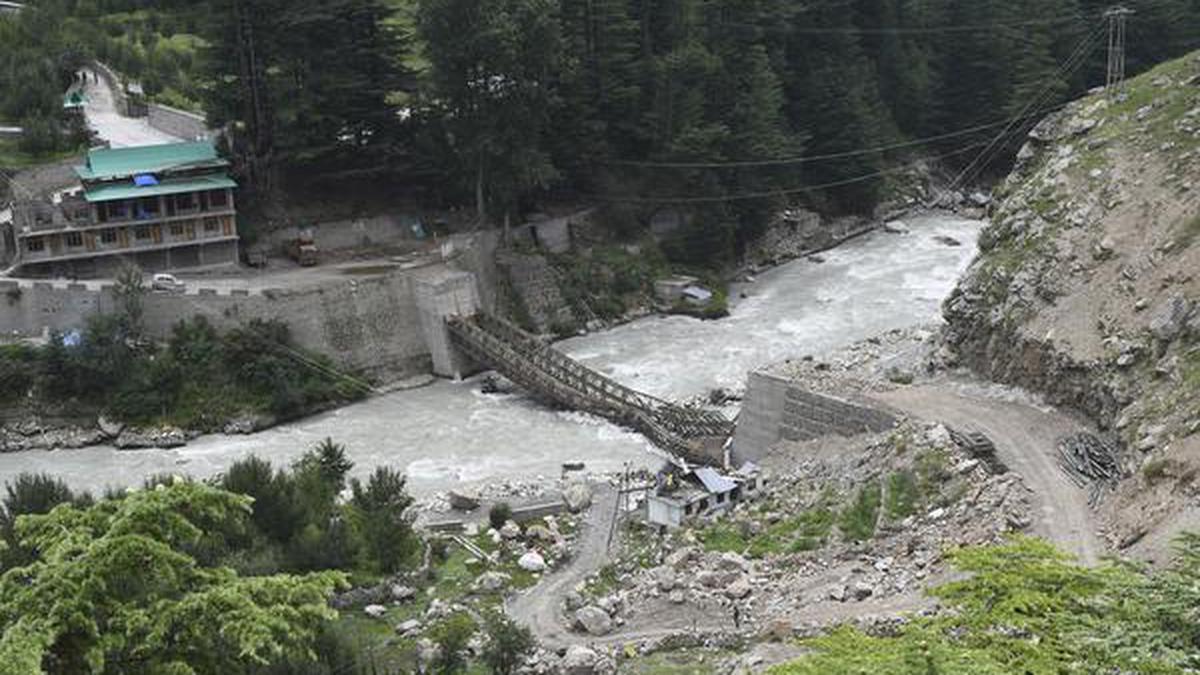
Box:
445;312;733;466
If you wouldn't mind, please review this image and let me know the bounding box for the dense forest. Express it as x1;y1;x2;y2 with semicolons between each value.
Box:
4;0;1200;254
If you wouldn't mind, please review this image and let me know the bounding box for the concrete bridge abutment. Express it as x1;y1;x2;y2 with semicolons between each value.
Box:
413;269;482;379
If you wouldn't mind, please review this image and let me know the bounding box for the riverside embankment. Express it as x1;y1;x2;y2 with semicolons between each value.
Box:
0;213;983;497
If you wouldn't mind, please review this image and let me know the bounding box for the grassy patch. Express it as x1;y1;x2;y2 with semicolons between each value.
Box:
838;482;882;542
698;502;837;558
553;242;671;321
0;139;82;170
884;470;920;521
915;450;951;493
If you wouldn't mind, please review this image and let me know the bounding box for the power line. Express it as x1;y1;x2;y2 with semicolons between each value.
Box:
589;141;989;205
770;13;1098;36
598;103;1073;170
950;21;1107;190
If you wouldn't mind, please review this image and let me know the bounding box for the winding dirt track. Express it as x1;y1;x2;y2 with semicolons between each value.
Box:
874;383;1103;565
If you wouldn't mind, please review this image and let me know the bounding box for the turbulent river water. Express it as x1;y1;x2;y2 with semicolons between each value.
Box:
0;214;982;497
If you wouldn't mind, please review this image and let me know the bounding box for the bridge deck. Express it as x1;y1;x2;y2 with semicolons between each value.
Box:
446;313;733;466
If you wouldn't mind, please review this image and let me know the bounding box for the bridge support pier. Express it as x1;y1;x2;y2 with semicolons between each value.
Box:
414;269;481;379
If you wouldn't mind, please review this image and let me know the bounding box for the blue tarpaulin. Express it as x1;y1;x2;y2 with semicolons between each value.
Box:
133;174;159;187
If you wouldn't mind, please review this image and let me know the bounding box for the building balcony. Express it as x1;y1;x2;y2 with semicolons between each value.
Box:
17;215;237;265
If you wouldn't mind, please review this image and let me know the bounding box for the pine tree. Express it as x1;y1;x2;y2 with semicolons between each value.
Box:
416;0;564;223
781;1;894;211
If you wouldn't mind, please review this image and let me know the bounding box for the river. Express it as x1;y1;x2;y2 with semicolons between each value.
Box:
0;213;982;497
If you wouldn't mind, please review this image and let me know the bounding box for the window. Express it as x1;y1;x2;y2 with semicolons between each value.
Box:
208;189;228;208
169;223;184;237
203;217;220;233
65;232;83;247
100;229;117;244
175;193;194;211
137;197;160;218
108;201;127;219
134;225;151;240
25;237;44;252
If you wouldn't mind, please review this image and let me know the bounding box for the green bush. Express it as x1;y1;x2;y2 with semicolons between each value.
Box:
0;345;38;404
349;466;419;574
3;315;361;431
838;482;882;542
884;471;920;520
429;612;477;673
482;611;535;675
489;502;513;530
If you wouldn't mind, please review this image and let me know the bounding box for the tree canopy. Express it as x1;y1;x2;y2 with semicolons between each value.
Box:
0;481;346;675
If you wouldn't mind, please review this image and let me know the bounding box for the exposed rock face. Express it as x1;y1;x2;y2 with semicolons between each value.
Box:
942;52;1200;553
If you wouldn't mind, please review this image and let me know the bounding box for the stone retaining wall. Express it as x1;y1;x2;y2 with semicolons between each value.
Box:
147;103;211;141
734;371;897;462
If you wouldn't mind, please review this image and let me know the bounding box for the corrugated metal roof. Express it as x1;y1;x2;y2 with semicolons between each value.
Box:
693;467;736;494
75;141;228;181
84;174;236;203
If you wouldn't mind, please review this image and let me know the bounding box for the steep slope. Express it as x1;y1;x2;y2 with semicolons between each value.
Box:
943;52;1200;558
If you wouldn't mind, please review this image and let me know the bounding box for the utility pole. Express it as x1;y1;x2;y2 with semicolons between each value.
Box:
1105;6;1134;98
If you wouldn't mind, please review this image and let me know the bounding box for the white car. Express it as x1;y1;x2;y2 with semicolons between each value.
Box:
151;273;185;293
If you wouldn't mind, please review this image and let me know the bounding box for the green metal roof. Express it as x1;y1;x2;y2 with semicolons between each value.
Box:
84;174;236;203
75;141;229;181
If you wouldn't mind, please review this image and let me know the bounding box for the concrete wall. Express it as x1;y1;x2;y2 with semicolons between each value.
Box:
734;371;897;463
261;214;425;254
0;267;465;382
507;209;589;255
413;268;480;378
0;280;115;338
147;104;211;141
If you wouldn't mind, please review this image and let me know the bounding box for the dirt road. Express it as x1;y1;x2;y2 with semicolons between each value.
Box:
506;483;619;649
875;383;1104;565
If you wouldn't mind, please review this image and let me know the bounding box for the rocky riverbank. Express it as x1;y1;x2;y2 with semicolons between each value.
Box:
0;374;439;455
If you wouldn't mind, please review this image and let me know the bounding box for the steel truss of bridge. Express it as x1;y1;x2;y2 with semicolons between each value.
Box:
446;312;733;467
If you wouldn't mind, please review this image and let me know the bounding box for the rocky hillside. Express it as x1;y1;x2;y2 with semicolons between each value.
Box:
944;51;1200;556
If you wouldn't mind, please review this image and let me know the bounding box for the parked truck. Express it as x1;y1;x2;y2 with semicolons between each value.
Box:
285;227;318;266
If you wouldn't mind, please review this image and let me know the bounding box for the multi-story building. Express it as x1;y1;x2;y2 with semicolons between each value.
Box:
9;140;239;278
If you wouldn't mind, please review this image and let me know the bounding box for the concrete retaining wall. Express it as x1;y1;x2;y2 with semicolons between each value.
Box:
734;371;897;462
511;500;566;523
0;268;476;382
508;210;586;255
147;103;211;141
260;214;425;254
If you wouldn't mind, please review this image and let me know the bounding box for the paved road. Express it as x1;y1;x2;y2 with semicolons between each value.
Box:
79;68;181;148
875;383;1104;565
